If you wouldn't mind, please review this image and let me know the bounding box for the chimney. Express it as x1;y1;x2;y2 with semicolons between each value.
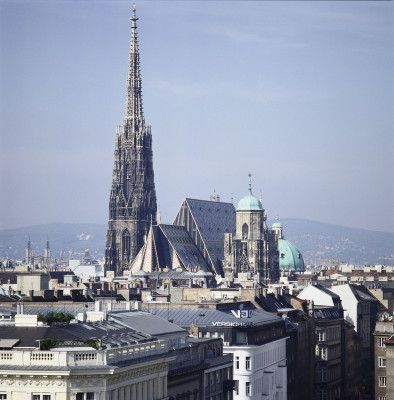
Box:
43;290;54;301
95;300;102;312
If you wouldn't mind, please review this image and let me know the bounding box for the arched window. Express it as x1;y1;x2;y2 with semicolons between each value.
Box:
242;223;249;239
122;229;131;262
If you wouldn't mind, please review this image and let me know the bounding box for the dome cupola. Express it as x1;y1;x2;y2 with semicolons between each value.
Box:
236;174;263;211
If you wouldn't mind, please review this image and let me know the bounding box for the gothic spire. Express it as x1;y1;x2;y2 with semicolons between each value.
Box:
125;3;144;129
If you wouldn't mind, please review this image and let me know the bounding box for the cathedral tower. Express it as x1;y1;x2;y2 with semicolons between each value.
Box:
44;237;51;265
223;175;279;286
25;236;32;265
105;5;157;275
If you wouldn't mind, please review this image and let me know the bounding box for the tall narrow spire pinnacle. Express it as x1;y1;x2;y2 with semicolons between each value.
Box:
248;173;252;193
125;3;144;126
105;7;157;275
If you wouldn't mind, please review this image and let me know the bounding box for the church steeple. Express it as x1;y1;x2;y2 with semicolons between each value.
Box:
125;4;144;127
105;5;157;276
25;235;32;265
44;236;51;265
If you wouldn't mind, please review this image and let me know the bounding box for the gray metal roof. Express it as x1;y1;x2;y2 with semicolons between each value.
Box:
110;311;186;337
142;305;281;329
0;304;94;317
0;319;157;349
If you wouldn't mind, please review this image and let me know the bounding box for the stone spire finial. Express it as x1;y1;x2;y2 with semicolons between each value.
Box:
125;2;144;126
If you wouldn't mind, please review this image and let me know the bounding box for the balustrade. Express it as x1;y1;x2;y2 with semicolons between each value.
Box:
0;340;167;368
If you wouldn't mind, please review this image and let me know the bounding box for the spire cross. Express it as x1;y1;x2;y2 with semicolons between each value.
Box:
131;3;138;23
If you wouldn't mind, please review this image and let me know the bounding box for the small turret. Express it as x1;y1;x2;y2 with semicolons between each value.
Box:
272;217;283;239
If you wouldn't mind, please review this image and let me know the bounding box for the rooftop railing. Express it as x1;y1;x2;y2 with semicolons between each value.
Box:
0;340;168;369
375;323;394;334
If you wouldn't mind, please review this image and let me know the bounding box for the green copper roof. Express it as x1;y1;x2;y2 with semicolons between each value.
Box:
236;176;263;211
272;221;283;228
278;239;305;272
236;189;263;211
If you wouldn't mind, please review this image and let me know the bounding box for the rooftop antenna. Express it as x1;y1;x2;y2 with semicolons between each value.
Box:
230;193;233;204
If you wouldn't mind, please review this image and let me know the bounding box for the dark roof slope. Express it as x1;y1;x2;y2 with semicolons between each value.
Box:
142;305;281;329
110;311;187;337
159;225;210;270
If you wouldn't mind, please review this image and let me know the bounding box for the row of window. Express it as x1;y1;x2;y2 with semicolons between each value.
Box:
0;396;94;400
235;356;251;370
316;327;341;342
317;387;341;400
234;381;250;396
205;371;222;387
315;344;341;361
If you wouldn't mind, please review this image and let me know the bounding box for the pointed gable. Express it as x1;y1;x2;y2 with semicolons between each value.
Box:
173;198;235;274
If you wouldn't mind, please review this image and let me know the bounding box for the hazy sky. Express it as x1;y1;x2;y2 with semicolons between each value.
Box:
0;0;393;232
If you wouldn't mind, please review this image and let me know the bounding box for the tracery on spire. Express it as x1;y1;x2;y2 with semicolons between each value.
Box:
125;3;144;130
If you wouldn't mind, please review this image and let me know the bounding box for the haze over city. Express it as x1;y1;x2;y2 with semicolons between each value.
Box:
1;0;393;232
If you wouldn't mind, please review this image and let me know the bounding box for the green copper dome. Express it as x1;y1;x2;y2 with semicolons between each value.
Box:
272;221;283;229
278;239;305;272
237;175;263;211
237;189;263;211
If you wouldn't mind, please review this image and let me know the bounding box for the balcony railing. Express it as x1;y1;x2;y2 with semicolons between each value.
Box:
0;340;168;369
375;323;394;334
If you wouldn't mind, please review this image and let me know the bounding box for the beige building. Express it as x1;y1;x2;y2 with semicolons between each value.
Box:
374;322;394;400
385;333;394;400
0;316;175;400
16;273;49;292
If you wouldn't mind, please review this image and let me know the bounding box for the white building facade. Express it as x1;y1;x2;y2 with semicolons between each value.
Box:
226;338;287;400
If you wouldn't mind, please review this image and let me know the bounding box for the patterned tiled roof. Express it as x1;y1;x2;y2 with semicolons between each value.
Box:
159;225;210;270
185;199;235;242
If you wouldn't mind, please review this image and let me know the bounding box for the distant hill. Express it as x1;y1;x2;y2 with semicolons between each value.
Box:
0;220;393;266
0;223;107;261
273;218;394;266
